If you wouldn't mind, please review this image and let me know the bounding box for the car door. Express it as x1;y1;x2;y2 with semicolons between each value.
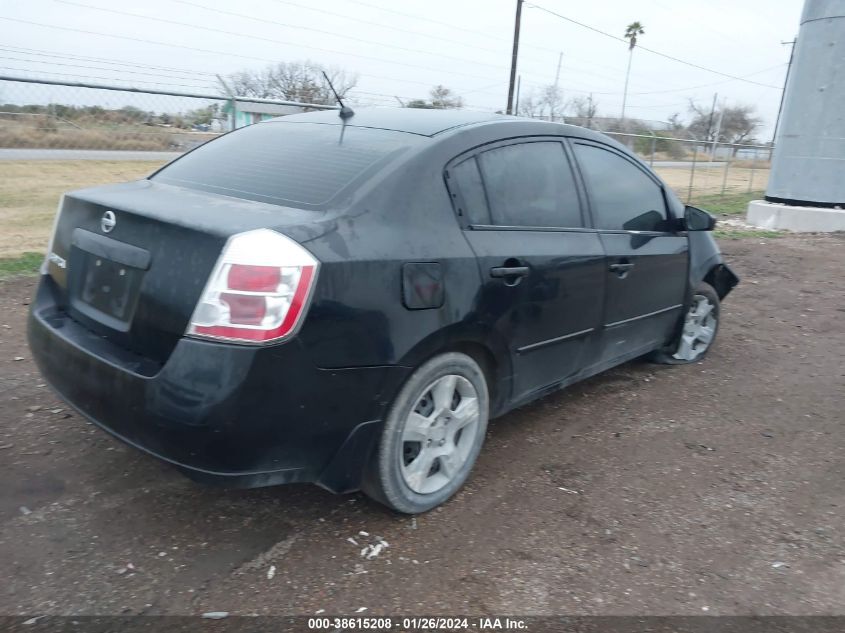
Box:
446;139;606;403
571;141;688;363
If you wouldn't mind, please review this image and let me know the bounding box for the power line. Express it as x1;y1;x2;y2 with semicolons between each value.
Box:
170;0;511;74
587;63;788;97
0;54;218;85
0;16;512;96
263;0;634;83
127;0;636;94
61;0;660;98
336;0;649;80
55;0;541;86
263;0;524;63
0;44;219;79
525;2;781;89
0;66;218;90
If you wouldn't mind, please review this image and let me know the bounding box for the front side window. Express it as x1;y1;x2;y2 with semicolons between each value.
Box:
448;140;589;230
476;141;583;228
573;143;668;232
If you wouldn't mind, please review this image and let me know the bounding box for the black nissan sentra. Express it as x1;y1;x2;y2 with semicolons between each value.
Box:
28;108;738;513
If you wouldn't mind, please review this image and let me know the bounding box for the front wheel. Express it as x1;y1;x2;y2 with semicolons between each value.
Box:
651;282;720;364
363;352;489;514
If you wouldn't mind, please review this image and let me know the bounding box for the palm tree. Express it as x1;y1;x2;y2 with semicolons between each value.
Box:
621;21;645;121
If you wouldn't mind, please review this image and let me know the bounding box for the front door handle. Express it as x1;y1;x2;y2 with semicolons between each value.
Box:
609;262;634;278
490;266;530;279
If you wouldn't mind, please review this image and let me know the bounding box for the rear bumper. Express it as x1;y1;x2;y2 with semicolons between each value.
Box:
28;276;410;492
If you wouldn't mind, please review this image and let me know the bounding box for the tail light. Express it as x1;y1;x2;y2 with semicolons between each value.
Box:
187;229;319;344
41;195;65;275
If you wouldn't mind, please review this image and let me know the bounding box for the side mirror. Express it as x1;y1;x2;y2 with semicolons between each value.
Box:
684;206;716;231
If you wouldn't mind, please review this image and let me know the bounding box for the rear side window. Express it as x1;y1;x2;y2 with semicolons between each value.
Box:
152;122;419;208
573;143;668;232
450;157;491;225
476;142;583;228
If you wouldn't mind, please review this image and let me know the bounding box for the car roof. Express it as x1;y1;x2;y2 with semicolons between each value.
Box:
269;107;518;137
269;107;617;147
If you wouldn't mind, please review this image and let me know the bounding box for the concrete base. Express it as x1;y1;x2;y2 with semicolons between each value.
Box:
747;200;845;232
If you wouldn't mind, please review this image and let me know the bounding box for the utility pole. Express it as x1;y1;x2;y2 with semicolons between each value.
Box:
552;51;563;121
711;97;725;161
514;75;522;115
216;74;236;131
621;47;633;120
706;92;718;143
506;0;524;115
771;38;796;145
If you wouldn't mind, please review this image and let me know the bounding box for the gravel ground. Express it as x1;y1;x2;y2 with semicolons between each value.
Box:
0;234;843;616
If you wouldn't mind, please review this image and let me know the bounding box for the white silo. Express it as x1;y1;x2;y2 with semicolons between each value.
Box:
747;0;845;231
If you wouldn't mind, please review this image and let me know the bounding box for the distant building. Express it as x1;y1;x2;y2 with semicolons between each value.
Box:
222;102;306;129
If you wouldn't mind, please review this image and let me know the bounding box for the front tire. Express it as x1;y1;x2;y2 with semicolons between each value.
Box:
652;282;720;364
363;352;489;514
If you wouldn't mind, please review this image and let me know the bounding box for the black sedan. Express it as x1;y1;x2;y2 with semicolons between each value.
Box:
28;108;738;513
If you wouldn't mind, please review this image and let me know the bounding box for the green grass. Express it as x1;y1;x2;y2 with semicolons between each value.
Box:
0;252;42;279
714;228;782;240
690;191;765;216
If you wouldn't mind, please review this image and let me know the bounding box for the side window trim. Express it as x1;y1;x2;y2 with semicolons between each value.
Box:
446;156;492;226
561;137;596;230
445;136;586;232
571;139;674;235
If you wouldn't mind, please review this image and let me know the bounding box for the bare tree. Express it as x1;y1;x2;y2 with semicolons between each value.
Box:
406;85;464;109
517;85;566;121
517;92;541;118
688;101;762;149
227;62;357;105
571;95;599;127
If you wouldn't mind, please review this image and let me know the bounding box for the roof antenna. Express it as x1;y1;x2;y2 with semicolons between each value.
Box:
322;71;354;120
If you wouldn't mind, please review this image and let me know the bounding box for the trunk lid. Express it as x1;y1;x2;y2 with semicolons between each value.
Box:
46;179;324;363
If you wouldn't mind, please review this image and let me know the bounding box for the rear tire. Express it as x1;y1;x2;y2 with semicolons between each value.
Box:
651;282;720;364
363;352;489;514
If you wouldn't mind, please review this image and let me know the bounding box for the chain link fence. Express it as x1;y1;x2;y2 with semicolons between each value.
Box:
599;130;771;205
1;76;770;258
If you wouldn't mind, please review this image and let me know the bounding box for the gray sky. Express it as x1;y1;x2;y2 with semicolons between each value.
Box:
1;0;803;136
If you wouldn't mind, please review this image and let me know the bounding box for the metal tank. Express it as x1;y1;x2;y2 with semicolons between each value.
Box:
766;0;845;207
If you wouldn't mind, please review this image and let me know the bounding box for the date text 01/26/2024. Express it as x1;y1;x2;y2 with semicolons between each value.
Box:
307;616;529;630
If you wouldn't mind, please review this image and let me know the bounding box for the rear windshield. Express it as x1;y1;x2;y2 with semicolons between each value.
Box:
152;121;420;208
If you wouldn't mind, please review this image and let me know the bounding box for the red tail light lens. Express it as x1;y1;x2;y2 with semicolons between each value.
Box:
187;229;319;345
227;265;281;292
220;293;267;325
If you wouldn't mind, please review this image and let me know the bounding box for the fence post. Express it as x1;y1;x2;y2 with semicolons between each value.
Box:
648;131;656;167
748;148;759;193
720;143;731;195
687;140;699;203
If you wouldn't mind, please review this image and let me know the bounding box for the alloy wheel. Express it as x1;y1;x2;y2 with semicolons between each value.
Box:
673;294;718;361
400;374;481;495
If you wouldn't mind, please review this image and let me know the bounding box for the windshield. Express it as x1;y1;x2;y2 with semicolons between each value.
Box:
152;121;420;208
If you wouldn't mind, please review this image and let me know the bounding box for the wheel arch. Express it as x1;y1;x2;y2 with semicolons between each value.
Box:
688;231;739;299
396;323;512;417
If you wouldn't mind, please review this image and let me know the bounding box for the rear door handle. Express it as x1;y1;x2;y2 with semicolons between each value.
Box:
490;266;530;278
608;263;634;272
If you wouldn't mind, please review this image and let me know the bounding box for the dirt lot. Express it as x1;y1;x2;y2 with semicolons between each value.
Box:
0;235;843;616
